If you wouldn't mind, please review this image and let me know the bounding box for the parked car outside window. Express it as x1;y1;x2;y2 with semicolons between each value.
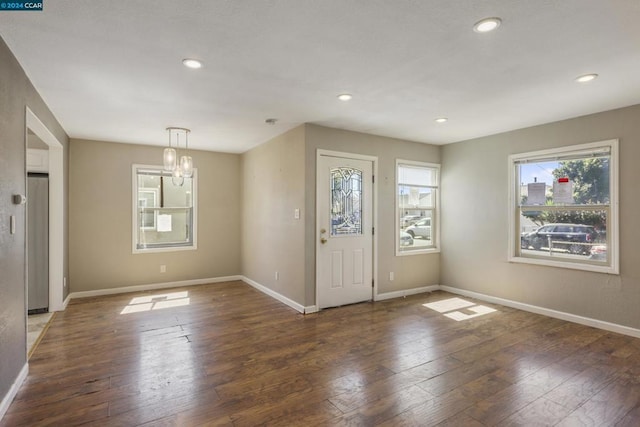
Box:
399;231;414;247
400;215;422;227
520;223;599;255
405;218;431;239
589;244;607;261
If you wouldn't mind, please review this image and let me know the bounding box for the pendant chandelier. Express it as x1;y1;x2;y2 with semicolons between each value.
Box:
163;127;193;186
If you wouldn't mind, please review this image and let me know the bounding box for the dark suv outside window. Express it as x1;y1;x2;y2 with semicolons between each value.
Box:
521;224;599;255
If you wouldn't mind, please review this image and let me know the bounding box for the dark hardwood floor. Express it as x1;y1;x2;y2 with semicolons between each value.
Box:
3;281;640;426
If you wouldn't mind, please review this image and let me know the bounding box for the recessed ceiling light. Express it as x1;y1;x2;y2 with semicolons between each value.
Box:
337;93;353;101
435;117;448;123
473;17;502;33
182;58;203;69
575;73;598;83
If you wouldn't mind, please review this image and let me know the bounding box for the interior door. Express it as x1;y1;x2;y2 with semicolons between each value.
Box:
317;154;373;309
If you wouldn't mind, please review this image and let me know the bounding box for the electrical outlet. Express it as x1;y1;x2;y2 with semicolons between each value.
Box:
294;208;300;219
160;265;166;273
389;272;394;281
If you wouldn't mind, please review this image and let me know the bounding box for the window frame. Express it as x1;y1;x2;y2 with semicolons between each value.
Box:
395;159;441;256
131;164;198;254
138;188;158;230
507;139;619;274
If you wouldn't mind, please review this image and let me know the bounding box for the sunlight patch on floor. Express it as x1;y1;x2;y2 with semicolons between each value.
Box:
423;297;476;313
121;291;190;314
423;297;497;321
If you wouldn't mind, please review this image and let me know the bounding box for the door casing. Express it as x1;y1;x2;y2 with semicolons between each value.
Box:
26;107;65;313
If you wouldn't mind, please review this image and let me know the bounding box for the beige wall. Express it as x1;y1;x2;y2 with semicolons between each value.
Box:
0;36;69;403
441;104;640;329
69;139;241;292
305;124;441;305
66;107;640;330
241;126;307;304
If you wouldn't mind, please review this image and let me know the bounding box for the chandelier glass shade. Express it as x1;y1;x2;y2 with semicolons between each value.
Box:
180;154;193;178
163;147;176;171
164;127;193;185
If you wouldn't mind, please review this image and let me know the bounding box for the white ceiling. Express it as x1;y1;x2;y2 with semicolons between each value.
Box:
1;1;639;153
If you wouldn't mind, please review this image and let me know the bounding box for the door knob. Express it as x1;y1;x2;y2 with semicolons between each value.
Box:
320;237;327;244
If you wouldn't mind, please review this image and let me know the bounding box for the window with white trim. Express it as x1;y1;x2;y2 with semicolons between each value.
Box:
396;160;440;255
132;165;197;253
509;140;618;274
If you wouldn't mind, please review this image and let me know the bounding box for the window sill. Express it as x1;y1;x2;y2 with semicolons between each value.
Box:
133;245;197;255
396;247;440;257
508;255;619;275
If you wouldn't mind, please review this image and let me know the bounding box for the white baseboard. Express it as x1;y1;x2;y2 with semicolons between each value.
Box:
375;285;440;301
304;305;319;314
69;275;243;299
0;363;28;423
241;276;305;314
440;285;640;339
62;293;71;309
60;274;640;339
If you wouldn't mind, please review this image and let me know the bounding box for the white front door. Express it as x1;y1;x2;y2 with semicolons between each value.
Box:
317;154;373;309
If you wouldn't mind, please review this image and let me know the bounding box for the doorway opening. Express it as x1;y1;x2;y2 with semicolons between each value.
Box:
25;107;65;317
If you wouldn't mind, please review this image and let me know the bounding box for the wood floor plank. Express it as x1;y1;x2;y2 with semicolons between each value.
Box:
496;396;572;426
328;374;426;415
3;284;640;426
615;404;640;427
378;373;509;426
331;385;435;426
464;383;548;425
434;411;485;427
543;364;617;410
555;375;640;426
